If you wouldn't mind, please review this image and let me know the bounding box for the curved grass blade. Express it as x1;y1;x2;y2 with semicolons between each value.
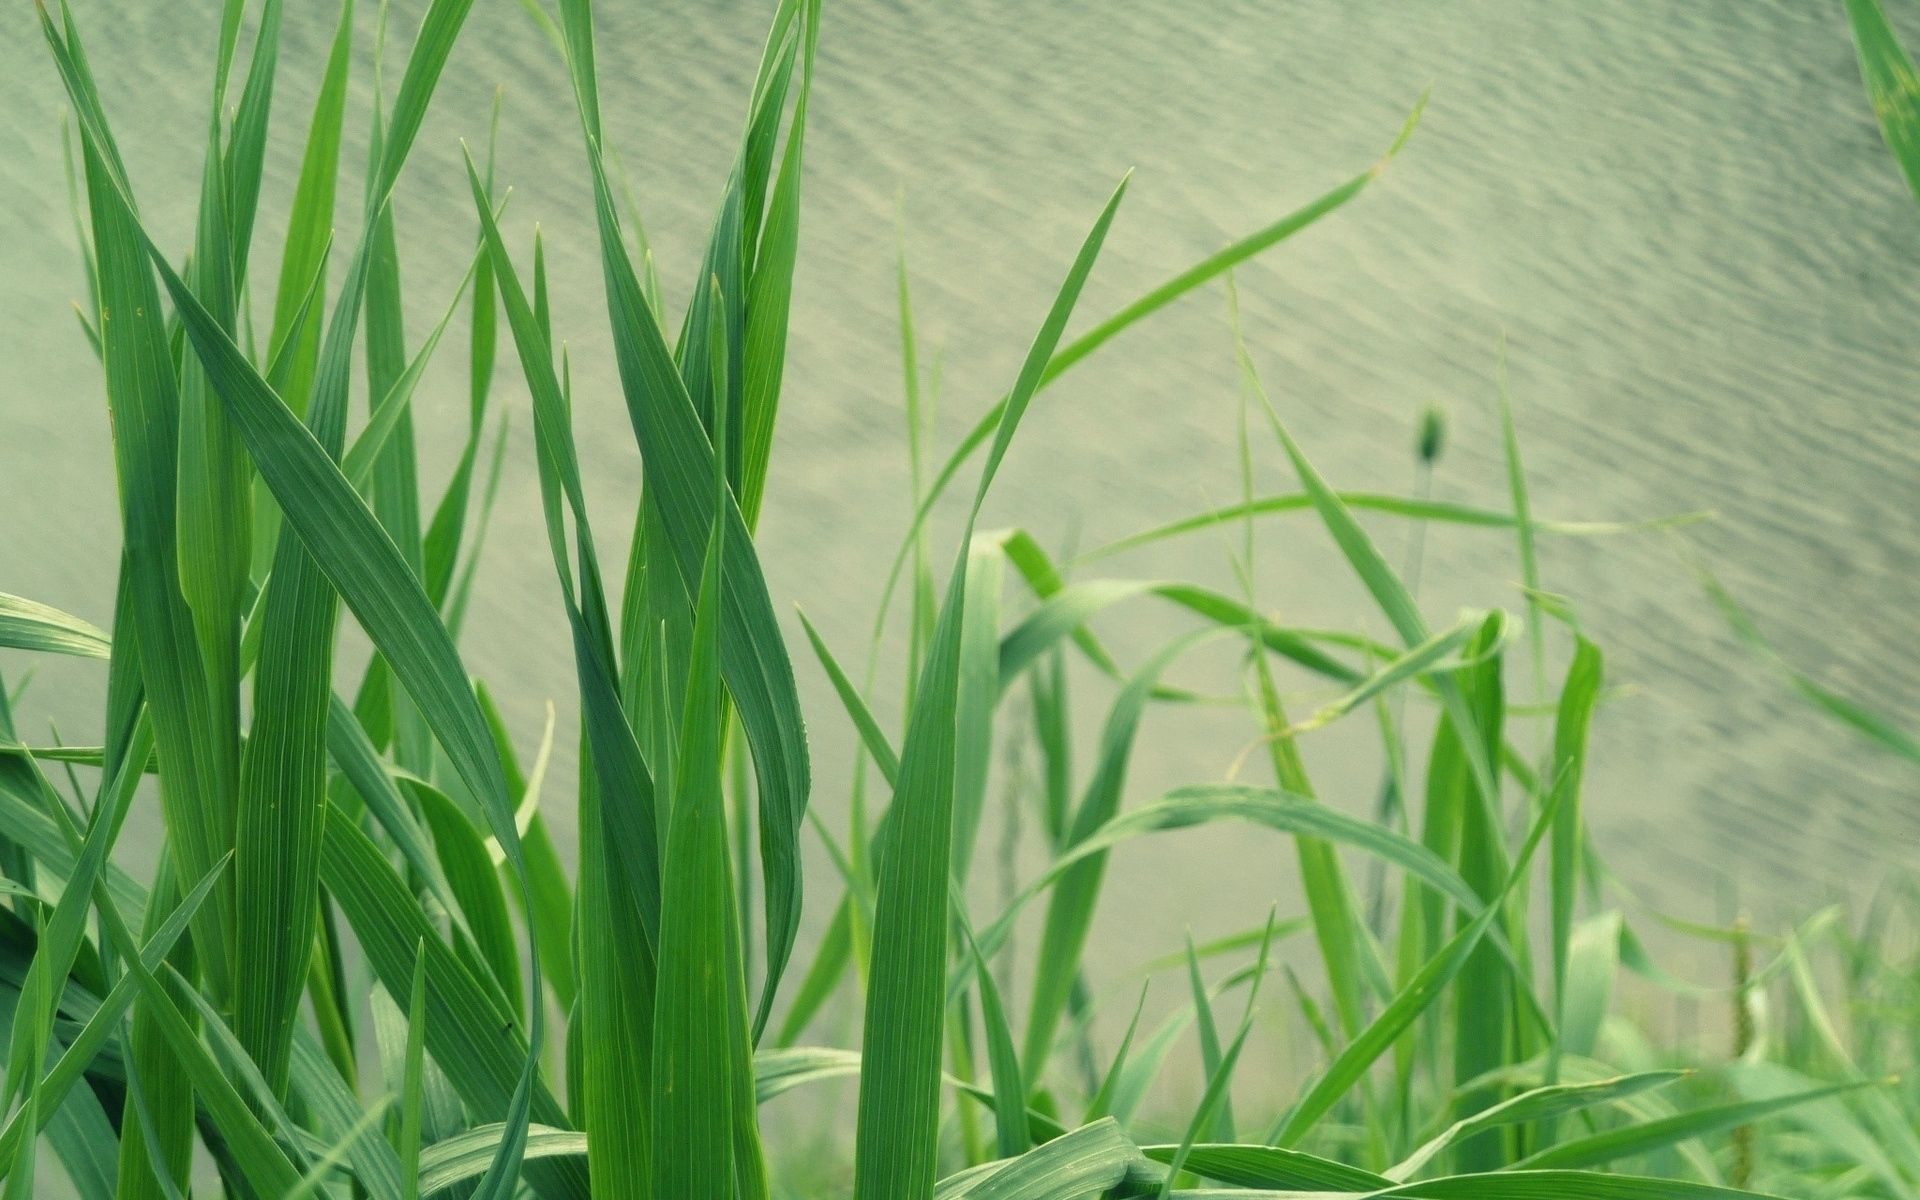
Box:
425;88;505;610
974;784;1493;973
1143;1142;1389;1191
320;807;587;1200
1351;1169;1802;1198
1235;318;1509;862
996;572;1360;691
738;0;821;527
1078;492;1709;565
0;595;110;659
43;0;237;1010
951;533;1005;883
955;915;1028;1159
463;151;664;1197
0;859;210;1172
1;762;294;1199
417;787;522;1016
1291;615;1488;735
60;96;554;1197
398;941;428;1200
933;1118;1140;1200
417;1126;587;1198
1548;638;1602;1076
1515;1079;1887;1171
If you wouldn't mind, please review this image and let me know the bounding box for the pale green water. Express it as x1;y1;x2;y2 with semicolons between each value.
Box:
3;0;1919;972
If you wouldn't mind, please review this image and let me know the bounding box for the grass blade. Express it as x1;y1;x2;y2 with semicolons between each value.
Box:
1516;1079;1886;1171
1845;0;1920;205
870;101;1428;648
855;175;1129;1200
0;595;111;659
651;315;751;1198
935;1119;1140;1200
1269;771;1566;1148
1024;629;1221;1079
1390;1071;1688;1182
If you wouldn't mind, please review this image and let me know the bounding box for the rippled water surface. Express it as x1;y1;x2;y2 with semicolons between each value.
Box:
4;0;1919;966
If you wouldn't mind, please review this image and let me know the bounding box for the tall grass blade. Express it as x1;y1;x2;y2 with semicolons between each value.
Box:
44;0;236;1018
1024;629;1220;1079
554;0;814;1029
1548;639;1603;1069
651;295;755;1199
854;176;1129;1200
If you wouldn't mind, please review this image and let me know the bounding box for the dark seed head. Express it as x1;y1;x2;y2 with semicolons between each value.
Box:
1416;405;1446;466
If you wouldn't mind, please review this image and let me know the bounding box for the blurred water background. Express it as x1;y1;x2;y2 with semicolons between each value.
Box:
4;0;1919;991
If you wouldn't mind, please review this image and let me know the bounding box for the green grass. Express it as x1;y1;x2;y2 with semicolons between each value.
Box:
1;0;1918;1197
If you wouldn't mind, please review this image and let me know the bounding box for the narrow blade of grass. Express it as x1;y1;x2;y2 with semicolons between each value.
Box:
855;175;1129;1200
1390;1070;1688;1181
869;101;1428;650
1517;1079;1887;1171
1845;0;1920;204
1024;629;1222;1079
